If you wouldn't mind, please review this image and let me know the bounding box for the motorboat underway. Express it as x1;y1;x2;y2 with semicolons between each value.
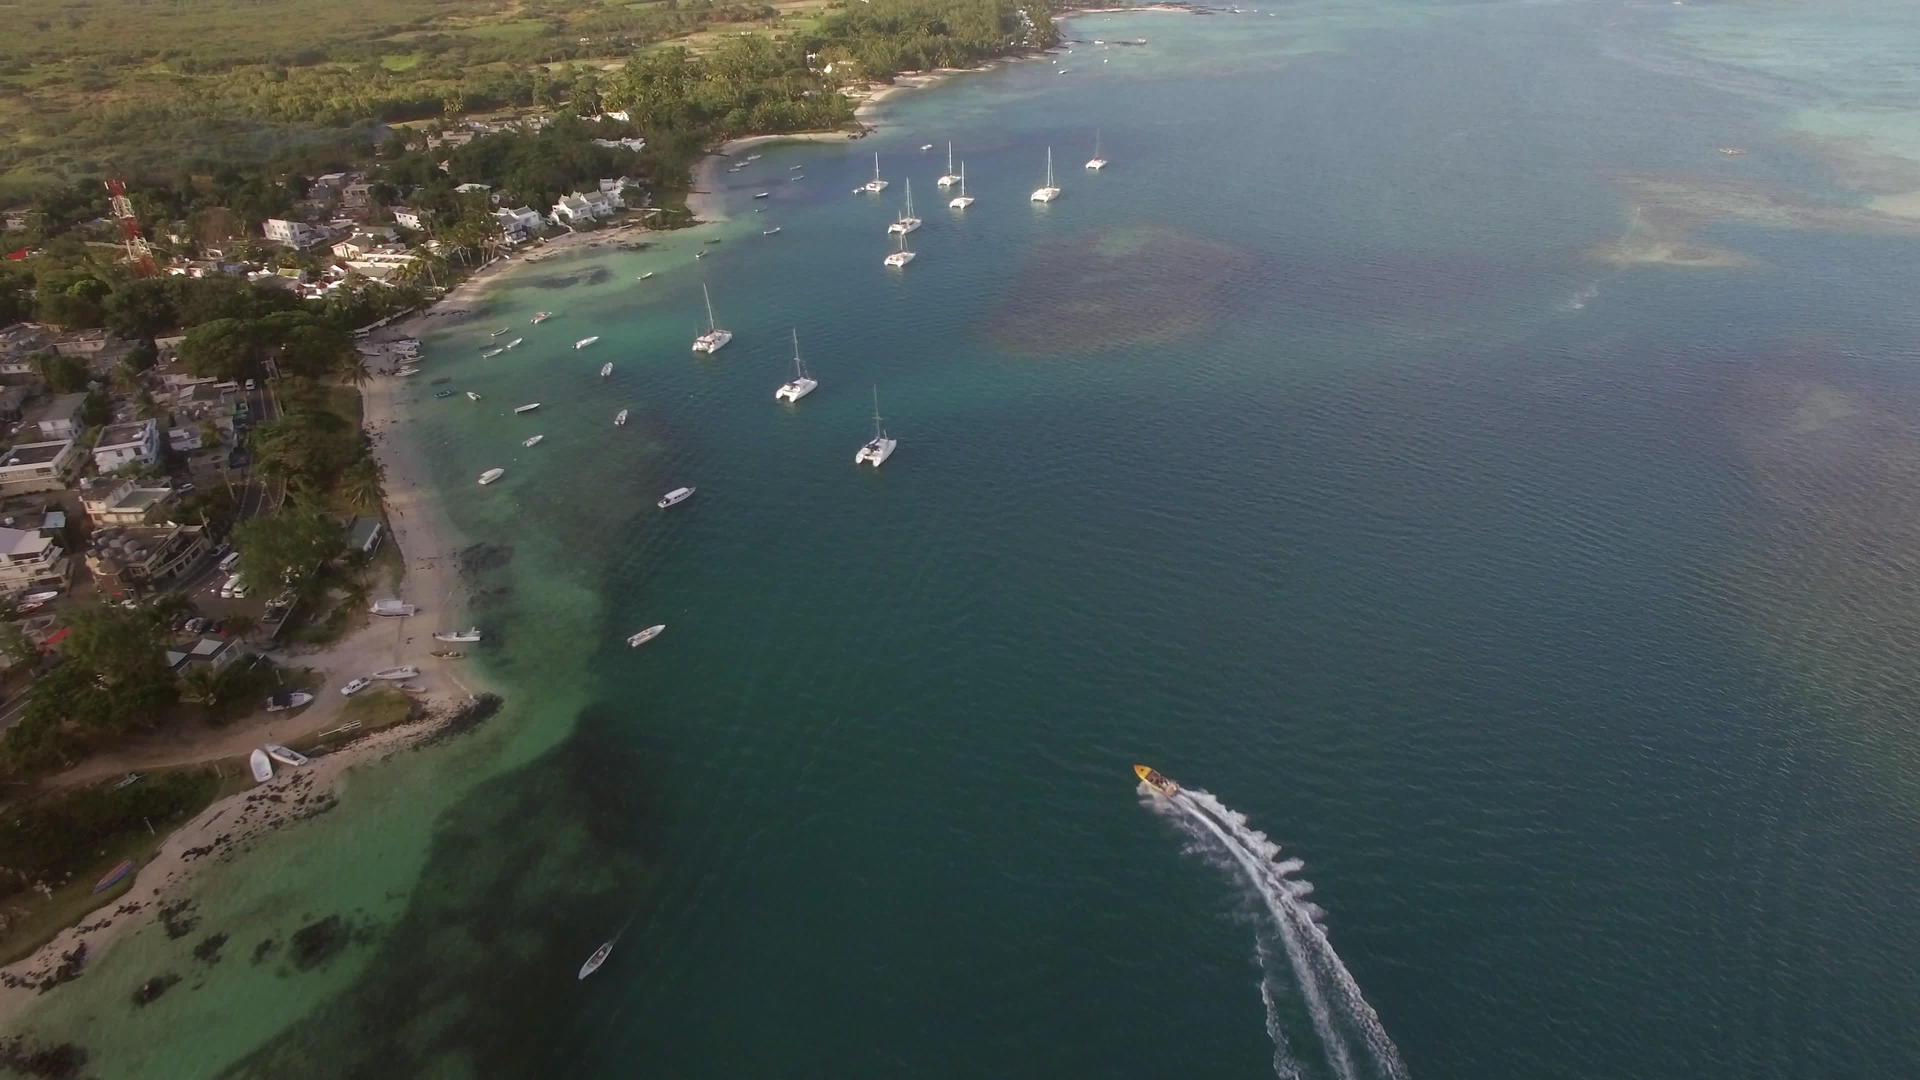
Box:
575;336;600;350
1134;764;1179;798
884;230;915;268
860;152;889;194
579;939;616;980
775;329;817;403
657;486;695;509
600;362;613;377
478;468;505;485
627;624;666;647
936;141;961;188
888;179;922;235
855;387;898;467
514;402;541;414
467;391;482;401
371;665;420;681
249;749;273;783
369;599;416;617
523;434;544;447
948;162;974;210
1031;147;1061;202
691;283;732;353
266;743;310;768
340;676;372;696
265;691;314;712
504;337;524;350
531;311;553;323
434;628;482;643
614;408;629;426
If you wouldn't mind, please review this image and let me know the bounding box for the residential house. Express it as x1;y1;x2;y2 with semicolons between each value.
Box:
393;208;428;231
78;475;176;526
492;206;546;245
592;137;648;153
0;385;28;423
341;181;375;210
597;178;638;205
347;517;385;555
0;440;84;497
0;522;70;599
86;523;209;599
167;635;246;676
263;218;329;251
0;323;49;377
454;182;492;199
549;191;616;227
93;418;160;472
330;229;401;260
22;392;87;440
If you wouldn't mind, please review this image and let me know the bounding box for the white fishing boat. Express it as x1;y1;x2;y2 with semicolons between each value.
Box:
531;311;553;323
504;337;524;350
369;599;416;617
395;367;421;377
480;347;504;359
514;402;541;414
599;362;613;377
575;336;600;350
579;939;616;980
249;749;273;784
691;284;732;353
523;434;544;447
639;271;654;280
948;162;974;210
1086;129;1108;170
478;467;505;485
936;141;961;188
884;230;916;268
657;486;695;509
371;666;419;681
434;628;483;643
627;624;666;647
1031;147;1061;202
614;408;628;426
490;327;510;337
265;743;310;767
860;152;889;194
467;391;482;401
791;164;804;170
762;226;782;235
265;691;313;712
888;179;922;235
855;387;898;467
775;329;817;403
753;191;770;200
340;676;371;696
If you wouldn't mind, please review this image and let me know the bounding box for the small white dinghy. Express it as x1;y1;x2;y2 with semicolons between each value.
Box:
265;744;310;768
523;435;544;448
600;362;613;377
371;666;420;681
514;402;541;414
579;939;616;980
628;624;666;647
249;749;274;784
467;391;482;401
614;409;629;426
434;628;482;643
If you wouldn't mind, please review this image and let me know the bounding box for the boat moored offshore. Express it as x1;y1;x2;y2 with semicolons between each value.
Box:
478;468;505;486
691;284;732;353
575;336;600;350
657;486;696;509
627;624;666;647
855;387;897;467
775;329;818;403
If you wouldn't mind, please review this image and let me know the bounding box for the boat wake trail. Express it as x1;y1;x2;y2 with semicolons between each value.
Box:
1149;786;1409;1080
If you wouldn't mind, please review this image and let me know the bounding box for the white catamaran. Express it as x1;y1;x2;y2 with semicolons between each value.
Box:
936;141;961;188
948;162;974;210
691;284;732;354
884;230;916;268
855;387;898;467
1085;129;1108;171
774;329;817;403
888;179;922;235
859;152;889;194
1031;147;1061;203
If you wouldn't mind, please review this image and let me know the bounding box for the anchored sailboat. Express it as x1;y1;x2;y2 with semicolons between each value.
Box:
937;141;961;188
948;162;974;210
1031;147;1061;202
774;329;817;403
855;387;898;467
1085;129;1108;171
691;283;732;353
888;179;922;235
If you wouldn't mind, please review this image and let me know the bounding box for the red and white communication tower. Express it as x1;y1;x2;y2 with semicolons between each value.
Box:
104;179;158;277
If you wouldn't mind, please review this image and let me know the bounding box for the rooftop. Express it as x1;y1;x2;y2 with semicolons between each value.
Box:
0;440;73;467
97;420;152;447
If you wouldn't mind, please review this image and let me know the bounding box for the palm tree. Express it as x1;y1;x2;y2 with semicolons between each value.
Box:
177;665;225;708
342;352;370;387
340;457;386;512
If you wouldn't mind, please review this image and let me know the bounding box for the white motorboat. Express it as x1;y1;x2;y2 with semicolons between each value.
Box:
1085;129;1108;170
514;402;541;414
884;230;916;268
434;628;483;643
775;329;817;403
855;387;898;467
948;162;974;210
579;939;616;980
791;164;804;170
627;624;666;647
600;362;613;377
1031;147;1061;202
763;226;782;235
249;749;273;783
481;347;504;359
504;337;524;350
523;434;544;447
340;676;372;696
888;179;922;235
936;141;961;188
467;391;482;401
639;271;654;280
371;666;420;681
265;743;310;767
575;336;600;350
919;142;934;151
490;327;510;337
531;311;553;323
395;367;421;377
657;486;695;509
753;191;770;199
860;152;889;193
614;408;628;426
691;284;732;353
478;468;505;485
265;691;313;712
369;599;416;617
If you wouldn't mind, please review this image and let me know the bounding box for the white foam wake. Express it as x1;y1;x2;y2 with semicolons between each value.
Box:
1148;785;1410;1080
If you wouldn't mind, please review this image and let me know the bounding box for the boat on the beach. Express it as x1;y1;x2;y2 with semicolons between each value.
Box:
504;337;524;350
514;402;541;414
531;312;553;323
937;141;961;188
266;743;310;767
628;624;666;647
523;434;544;447
860;152;889;194
1134;764;1179;798
249;749;274;783
884;230;916;268
265;691;314;712
614;408;629;426
467;391;482;401
481;347;505;359
1031;147;1062;202
434;628;482;643
600;362;613;378
657;486;695;509
855;387;898;467
490;327;510;337
399;683;428;694
430;650;465;659
888;179;922;235
396;367;422;377
575;336;601;350
92;859;136;895
691;284;732;353
1086;129;1108;171
478;468;505;486
369;599;417;617
775;329;817;403
371;665;420;681
579;939;616;980
949;162;974;209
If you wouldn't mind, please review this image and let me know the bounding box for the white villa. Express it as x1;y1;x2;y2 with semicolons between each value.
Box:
492;206;547;244
0;524;69;599
93;418;161;472
263;218;329;251
550;190;618;226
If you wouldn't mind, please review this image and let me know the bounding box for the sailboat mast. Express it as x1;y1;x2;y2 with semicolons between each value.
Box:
703;284;716;331
1046;147;1054;187
791;328;803;378
873;152;881;181
871;387;883;437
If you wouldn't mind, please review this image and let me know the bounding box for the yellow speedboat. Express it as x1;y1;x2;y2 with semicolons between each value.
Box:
1133;765;1179;797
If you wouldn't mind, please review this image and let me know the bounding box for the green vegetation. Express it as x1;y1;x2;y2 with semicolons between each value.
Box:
0;606;182;774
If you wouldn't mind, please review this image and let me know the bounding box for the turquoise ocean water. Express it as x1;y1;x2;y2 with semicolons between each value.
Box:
20;2;1920;1076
